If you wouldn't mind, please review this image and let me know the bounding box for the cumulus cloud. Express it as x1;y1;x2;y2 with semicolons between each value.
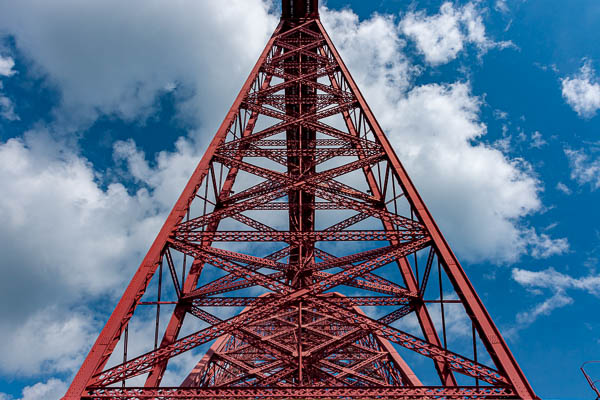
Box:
0;125;208;378
370;82;562;262
0;378;68;400
0;0;276;377
0;132;171;376
0;54;15;76
0;1;562;269
399;2;513;65
0;309;97;376
0;134;163;297
323;7;565;263
112;137;201;209
0;0;277;128
0;0;277;382
565;147;600;189
320;6;415;104
387;84;565;262
561;60;600;118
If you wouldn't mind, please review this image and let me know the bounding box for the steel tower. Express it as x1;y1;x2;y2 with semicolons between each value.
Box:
63;1;538;398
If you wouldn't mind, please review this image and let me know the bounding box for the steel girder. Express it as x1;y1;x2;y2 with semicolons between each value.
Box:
84;386;516;399
63;5;538;400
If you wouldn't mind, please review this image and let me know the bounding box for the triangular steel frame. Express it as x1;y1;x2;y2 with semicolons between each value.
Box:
63;14;538;400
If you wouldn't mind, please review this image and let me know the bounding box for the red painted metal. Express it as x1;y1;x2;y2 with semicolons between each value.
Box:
83;387;517;399
62;2;538;399
582;361;600;399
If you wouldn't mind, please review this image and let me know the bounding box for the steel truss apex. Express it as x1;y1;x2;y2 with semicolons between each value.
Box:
63;6;538;400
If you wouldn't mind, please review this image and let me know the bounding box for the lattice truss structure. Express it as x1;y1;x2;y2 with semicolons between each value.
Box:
63;10;539;400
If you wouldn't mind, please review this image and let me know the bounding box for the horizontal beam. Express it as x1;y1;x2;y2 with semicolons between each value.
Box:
84;386;516;399
190;296;412;307
173;230;427;242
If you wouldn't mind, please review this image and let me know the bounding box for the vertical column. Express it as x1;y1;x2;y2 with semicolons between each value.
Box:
284;27;317;289
282;0;319;20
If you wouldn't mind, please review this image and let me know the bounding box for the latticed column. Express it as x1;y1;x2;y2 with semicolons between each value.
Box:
62;1;538;399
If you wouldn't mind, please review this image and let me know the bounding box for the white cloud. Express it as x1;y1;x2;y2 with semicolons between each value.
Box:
509;267;600;332
0;309;97;376
565;147;600;189
530;131;547;148
323;7;565;263
0;0;277;381
514;289;573;326
521;228;569;259
374;82;563;262
495;0;510;14
561;60;600;118
494;129;548;152
0;134;163;296
113;138;154;183
113;137;203;209
0;0;277;376
556;182;572;195
399;2;513;66
0;0;561;266
0;61;19;120
513;267;600;295
0;379;68;400
320;6;415;102
0;127;207;377
0;0;277;128
0;85;19;120
0;54;15;76
0;133;171;376
493;109;509;120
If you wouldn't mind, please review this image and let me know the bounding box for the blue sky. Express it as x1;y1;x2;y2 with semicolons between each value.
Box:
0;0;599;398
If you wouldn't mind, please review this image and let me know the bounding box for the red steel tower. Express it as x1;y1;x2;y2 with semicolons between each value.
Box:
63;1;538;398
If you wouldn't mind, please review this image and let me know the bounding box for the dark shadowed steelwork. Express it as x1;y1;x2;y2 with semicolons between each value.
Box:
62;1;538;399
